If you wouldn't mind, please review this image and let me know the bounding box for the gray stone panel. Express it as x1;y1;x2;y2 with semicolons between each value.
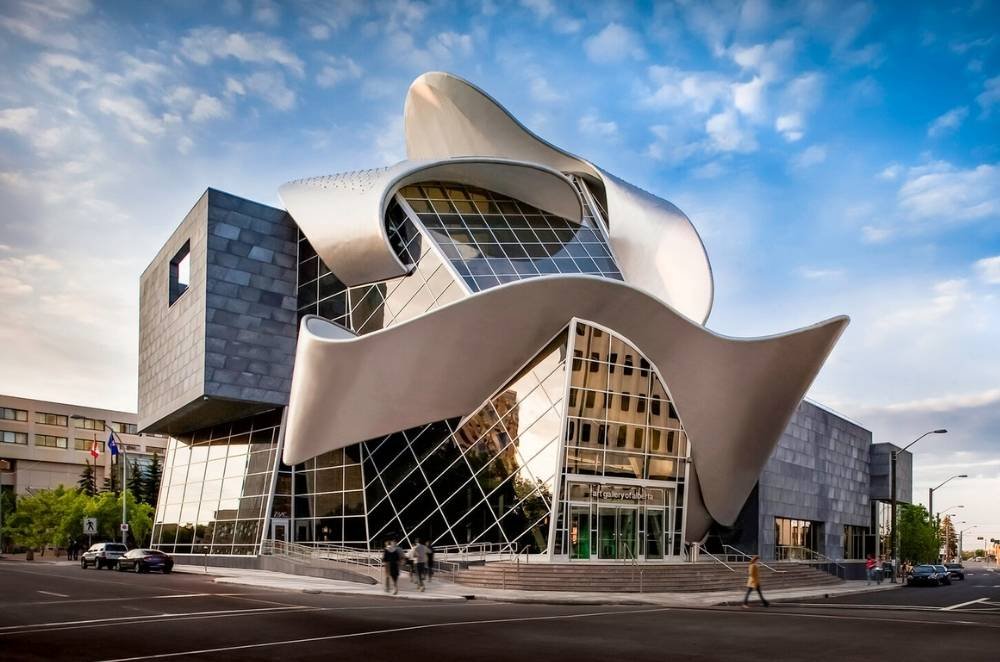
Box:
757;400;873;561
870;443;913;504
138;188;299;434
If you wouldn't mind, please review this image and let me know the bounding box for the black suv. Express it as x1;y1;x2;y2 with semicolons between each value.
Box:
80;542;128;569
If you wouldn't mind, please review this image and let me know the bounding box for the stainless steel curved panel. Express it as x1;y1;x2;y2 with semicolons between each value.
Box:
279;158;583;287
284;275;847;531
403;71;715;323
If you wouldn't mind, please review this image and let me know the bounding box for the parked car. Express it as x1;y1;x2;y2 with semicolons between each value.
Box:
116;548;174;574
943;563;965;580
932;564;953;585
906;564;949;586
80;542;128;569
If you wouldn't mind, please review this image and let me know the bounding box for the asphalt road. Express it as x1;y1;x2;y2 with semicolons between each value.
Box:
1;559;997;662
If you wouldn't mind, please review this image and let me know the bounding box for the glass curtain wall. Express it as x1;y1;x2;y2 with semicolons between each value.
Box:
397;182;622;292
360;332;567;551
150;409;282;555
774;517;823;560
554;321;690;561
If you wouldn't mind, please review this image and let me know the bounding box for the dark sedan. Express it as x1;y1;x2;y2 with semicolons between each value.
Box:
906;564;949;586
944;563;966;580
116;548;174;574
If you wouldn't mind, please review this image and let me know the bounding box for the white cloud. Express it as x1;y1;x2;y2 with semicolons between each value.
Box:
0;14;80;51
189;94;228;122
638;66;729;113
0;107;39;134
179;28;304;76
927;106;968;137
520;0;554;19
578;112;618;139
861;225;892;243
225;78;246;97
974;255;1000;285
584;23;645;63
732;76;766;120
242;71;296;110
316;56;362;88
799;267;844;279
529;75;562;103
897;162;1000;222
692;161;725;179
729;38;795;82
553;17;582;34
96;95;165;138
775;112;803;141
976;75;1000;115
878;163;902;181
705;109;757;153
427;31;474;61
791;144;827;169
252;0;280;26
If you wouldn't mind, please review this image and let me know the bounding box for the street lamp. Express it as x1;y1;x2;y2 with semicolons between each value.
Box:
891;429;947;579
71;416;130;546
929;474;968;525
959;524;978;562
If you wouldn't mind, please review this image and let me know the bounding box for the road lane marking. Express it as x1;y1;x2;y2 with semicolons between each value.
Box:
0;566;192;593
95;607;679;661
0;605;314;634
36;591;69;598
941;597;989;611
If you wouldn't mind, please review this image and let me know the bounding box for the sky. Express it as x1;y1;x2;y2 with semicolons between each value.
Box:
0;0;997;545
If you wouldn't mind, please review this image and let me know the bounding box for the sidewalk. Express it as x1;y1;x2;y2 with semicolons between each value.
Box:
173;564;901;606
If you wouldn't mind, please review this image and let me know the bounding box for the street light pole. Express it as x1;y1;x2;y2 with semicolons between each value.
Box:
958;525;977;562
891;429;947;576
929;474;968;561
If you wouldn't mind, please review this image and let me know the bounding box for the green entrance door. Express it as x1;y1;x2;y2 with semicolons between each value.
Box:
569;507;591;560
597;506;638;560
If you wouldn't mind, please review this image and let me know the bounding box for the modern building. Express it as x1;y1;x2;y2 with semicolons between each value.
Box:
139;72;905;564
0;393;167;497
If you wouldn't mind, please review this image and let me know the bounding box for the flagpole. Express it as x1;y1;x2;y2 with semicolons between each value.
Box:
75;416;128;547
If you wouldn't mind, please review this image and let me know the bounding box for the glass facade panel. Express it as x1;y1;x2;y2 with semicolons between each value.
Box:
150;409;282;555
398;182;623;292
555;321;689;560
774;516;823;560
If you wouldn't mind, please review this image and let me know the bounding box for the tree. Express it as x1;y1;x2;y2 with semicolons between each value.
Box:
127;458;144;504
939;516;958;561
78;461;98;497
897;503;938;563
143;452;163;508
2;487;86;555
101;458;120;495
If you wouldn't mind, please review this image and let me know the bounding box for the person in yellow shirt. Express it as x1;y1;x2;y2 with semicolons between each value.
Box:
742;555;770;608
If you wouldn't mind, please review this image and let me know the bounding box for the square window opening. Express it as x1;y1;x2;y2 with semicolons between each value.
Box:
169;241;191;306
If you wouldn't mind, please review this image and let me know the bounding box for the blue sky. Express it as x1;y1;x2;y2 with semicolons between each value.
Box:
0;0;997;541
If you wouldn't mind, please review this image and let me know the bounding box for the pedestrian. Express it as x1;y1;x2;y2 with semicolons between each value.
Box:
865;553;876;585
426;539;435;582
383;538;401;595
742;555;769;608
413;538;429;592
405;545;416;582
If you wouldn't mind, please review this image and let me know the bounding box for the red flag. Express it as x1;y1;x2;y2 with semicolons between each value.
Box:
90;439;100;459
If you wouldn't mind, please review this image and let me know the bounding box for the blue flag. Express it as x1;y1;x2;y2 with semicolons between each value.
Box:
107;433;119;456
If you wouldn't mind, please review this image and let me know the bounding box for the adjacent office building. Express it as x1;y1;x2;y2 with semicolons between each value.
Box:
139;72;908;563
0;394;167;497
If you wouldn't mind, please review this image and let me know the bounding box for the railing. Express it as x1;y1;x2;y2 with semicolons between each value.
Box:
431;541;517;564
261;539;383;580
775;545;847;579
685;542;736;572
721;544;786;573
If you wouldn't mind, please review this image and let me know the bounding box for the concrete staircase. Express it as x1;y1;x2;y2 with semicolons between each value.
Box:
453;561;843;593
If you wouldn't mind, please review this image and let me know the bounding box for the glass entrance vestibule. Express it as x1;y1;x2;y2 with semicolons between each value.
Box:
565;481;679;561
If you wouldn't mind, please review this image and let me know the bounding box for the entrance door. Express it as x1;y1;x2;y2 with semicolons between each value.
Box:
597;507;638;560
270;518;289;543
569;507;591;560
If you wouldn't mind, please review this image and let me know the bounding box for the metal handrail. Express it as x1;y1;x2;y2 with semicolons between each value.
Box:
686;542;735;572
514;544;531;567
721;544;786;573
776;545;847;579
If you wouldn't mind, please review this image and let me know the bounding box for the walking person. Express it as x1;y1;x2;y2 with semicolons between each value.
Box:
426;540;435;582
865;553;876;586
383;538;401;595
742;555;769;608
413;538;429;592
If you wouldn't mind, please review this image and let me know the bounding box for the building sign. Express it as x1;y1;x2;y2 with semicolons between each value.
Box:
595;484;655;503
